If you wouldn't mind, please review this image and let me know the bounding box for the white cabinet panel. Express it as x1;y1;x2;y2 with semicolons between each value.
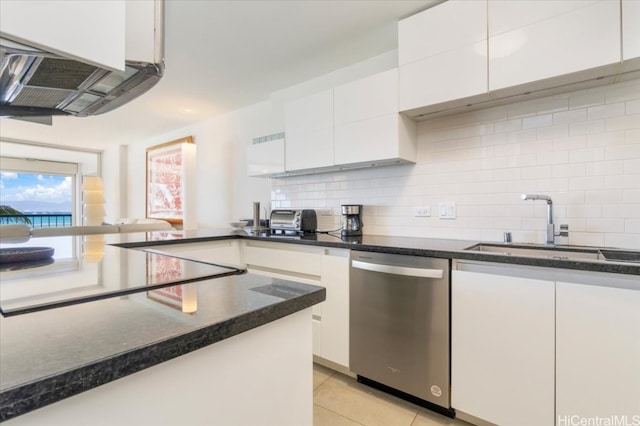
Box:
319;250;349;368
398;0;486;66
623;0;640;60
243;242;323;278
334;69;397;125
399;42;487;111
284;89;334;171
398;0;488;113
0;0;126;71
246;139;285;177
488;0;599;37
489;0;620;91
452;270;555;426
334;114;415;166
284;89;333;134
141;240;242;268
333;68;416;167
556;281;640;420
285;128;334;171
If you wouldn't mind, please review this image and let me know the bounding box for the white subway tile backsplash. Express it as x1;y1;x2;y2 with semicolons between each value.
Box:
522;114;553;130
586;218;624;233
569;147;605;163
272;78;640;249
627;99;640;115
569;90;605;110
585;190;623;204
553;109;586;125
587;103;625;120
606;114;640;132
569;119;605;136
604;233;639;250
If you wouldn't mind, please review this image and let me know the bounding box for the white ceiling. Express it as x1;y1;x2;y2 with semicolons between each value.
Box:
0;0;436;149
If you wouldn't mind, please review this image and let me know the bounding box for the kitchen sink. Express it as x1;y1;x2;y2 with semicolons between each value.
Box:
464;243;601;261
465;243;640;263
599;250;640;263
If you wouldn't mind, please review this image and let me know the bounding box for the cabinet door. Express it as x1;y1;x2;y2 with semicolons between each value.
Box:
141;240;242;268
556;281;640;420
334;69;397;126
451;270;555;426
246;139;285;177
0;0;126;71
319;249;349;368
243;241;323;278
489;0;620;91
284;89;334;171
398;0;487;111
623;0;640;61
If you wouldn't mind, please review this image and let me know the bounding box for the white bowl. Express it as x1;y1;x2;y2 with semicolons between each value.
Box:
229;221;248;229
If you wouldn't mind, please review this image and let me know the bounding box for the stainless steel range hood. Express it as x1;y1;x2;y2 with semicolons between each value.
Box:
0;2;164;119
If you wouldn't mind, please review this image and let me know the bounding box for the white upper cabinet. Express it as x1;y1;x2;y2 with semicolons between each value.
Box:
0;0;126;71
488;0;621;91
246;138;285;177
284;69;417;174
334;69;397;125
284;89;334;171
398;0;488;112
623;0;640;61
334;69;416;166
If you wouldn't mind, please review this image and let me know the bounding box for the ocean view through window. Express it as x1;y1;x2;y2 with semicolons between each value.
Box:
0;171;73;228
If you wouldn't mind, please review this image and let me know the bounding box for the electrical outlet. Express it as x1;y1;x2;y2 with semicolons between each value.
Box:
438;202;456;219
413;206;431;217
316;209;332;216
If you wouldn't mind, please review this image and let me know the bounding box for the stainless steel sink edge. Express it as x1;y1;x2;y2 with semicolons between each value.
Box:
463;243;640;264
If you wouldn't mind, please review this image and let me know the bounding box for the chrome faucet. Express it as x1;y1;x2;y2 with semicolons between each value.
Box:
521;194;554;244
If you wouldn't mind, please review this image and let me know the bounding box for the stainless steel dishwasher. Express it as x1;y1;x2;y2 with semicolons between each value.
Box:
350;250;453;417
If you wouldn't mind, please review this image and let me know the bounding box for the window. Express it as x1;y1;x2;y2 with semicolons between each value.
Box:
0;157;78;227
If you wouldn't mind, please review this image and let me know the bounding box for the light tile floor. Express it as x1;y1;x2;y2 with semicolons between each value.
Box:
313;363;472;426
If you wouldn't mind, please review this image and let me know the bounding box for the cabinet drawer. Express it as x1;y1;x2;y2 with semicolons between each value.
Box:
243;244;322;277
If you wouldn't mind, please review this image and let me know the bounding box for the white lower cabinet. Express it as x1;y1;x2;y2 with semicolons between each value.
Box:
139;239;243;268
241;241;349;368
452;268;555;426
318;249;349;367
556;280;640;421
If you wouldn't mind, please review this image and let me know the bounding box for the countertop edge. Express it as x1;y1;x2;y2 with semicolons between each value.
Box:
138;233;639;276
0;285;325;422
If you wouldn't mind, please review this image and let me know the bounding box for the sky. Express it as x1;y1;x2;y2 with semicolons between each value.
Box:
0;172;72;212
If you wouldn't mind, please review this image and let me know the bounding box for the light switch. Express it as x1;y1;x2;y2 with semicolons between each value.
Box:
438;202;456;219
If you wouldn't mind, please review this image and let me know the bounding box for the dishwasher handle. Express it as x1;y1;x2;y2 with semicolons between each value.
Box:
352;260;444;279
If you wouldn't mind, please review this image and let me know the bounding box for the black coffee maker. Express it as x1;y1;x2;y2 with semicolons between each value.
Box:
341;204;363;237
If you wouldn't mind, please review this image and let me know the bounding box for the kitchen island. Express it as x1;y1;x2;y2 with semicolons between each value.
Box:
0;233;325;424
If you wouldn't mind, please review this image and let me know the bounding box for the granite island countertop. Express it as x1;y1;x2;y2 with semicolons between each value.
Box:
0;234;325;422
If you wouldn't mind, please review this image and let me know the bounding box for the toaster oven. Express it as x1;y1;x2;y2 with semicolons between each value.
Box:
269;210;317;235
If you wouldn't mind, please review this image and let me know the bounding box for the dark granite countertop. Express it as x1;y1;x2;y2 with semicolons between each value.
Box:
0;235;325;422
116;228;640;276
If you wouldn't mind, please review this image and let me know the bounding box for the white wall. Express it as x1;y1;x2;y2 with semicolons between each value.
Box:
126;102;276;228
123;50;639;250
272;77;640;249
125;51;398;227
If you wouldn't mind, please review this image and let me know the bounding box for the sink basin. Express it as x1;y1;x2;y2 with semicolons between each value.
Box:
599;250;640;263
464;243;601;261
